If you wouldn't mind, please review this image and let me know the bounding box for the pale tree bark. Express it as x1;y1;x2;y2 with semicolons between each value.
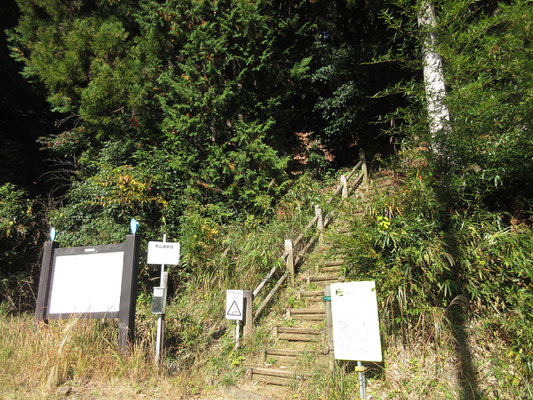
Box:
418;0;451;157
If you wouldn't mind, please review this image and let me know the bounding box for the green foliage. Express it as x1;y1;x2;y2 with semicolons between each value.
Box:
369;1;532;374
435;0;533;209
379;0;533;211
452;213;533;372
0;183;32;237
0;184;42;310
301;0;403;160
2;0;532;388
337;153;533;374
339;172;455;329
48;143;166;247
7;0;310;255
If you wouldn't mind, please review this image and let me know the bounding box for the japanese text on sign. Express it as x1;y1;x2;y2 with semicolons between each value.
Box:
331;281;382;362
147;241;180;265
225;290;243;321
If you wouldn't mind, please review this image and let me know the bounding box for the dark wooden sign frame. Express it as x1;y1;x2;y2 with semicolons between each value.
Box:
35;234;140;353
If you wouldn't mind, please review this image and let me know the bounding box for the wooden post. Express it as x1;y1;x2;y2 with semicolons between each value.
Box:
35;241;59;324
285;239;294;285
340;175;348;199
119;234;140;354
360;149;368;184
324;285;335;371
243;290;253;338
315;205;324;231
315;205;324;252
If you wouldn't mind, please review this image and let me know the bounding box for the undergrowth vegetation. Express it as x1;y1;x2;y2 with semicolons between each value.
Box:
1;153;532;398
0;171;338;398
331;145;533;396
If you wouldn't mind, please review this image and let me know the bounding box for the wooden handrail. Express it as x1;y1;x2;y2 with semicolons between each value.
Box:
294;233;318;267
325;161;362;205
253;264;279;298
253;272;288;322
292;215;319;250
346;160;363;181
251;152;369;322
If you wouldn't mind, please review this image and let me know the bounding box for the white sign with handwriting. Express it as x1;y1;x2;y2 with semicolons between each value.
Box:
331;281;382;362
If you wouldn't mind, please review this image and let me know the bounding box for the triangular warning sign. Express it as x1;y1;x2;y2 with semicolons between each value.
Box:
227;300;241;317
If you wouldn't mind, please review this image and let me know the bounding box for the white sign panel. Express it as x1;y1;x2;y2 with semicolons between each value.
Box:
331;281;382;362
147;241;181;265
225;290;244;321
48;251;125;314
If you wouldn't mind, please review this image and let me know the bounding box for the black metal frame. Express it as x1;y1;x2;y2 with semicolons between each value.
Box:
35;234;140;354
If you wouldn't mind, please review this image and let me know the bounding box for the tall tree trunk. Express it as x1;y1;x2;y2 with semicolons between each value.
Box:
418;0;451;158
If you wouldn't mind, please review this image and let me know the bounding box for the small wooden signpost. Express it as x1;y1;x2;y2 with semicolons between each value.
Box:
35;233;140;354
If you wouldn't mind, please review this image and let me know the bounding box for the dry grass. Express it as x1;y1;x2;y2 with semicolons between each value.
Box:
0;313;163;398
1;298;530;399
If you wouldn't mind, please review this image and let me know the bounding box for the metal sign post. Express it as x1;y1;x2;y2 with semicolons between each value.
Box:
147;234;180;364
356;361;367;399
155;274;167;362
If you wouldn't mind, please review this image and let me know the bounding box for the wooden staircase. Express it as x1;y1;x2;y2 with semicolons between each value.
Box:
250;257;347;386
247;159;382;388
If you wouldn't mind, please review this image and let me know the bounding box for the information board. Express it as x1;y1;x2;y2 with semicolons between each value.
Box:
331;281;382;362
225;290;244;321
35;235;140;354
147;241;181;265
49;251;124;314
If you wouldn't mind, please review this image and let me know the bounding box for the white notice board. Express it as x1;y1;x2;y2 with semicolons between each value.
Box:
331;281;382;362
48;252;124;314
147;241;181;265
225;290;244;321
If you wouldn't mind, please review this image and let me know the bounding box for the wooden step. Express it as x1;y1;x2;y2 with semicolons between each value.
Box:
276;326;322;342
251;367;310;386
324;260;345;267
267;354;298;364
320;265;343;273
251;368;295;386
310;279;343;287
300;290;323;302
309;274;341;283
290;308;325;315
289;307;325;321
309;273;341;281
265;348;327;365
277;327;322;335
266;348;299;364
266;348;300;357
301;290;323;298
292;314;324;321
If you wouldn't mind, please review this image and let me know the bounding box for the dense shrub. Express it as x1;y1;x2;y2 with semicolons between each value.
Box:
0;183;43;310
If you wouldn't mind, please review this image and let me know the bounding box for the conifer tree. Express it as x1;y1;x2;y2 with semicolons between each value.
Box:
7;0;315;244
